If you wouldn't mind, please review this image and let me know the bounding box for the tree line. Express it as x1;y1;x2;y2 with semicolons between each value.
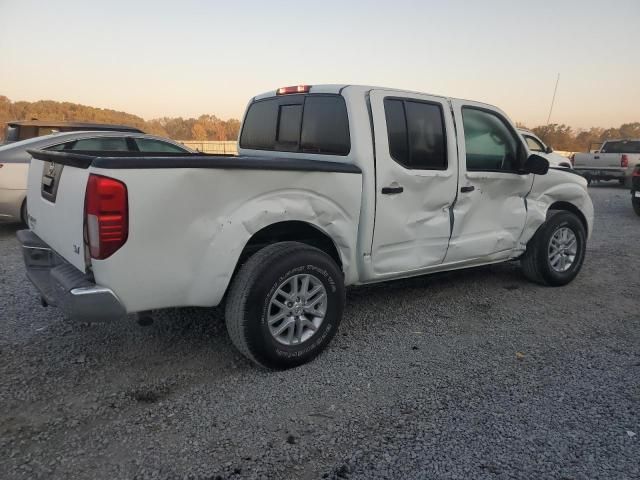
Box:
2;94;638;150
0;95;240;142
517;122;640;152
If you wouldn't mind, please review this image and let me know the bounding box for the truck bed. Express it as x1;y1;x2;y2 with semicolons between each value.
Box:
25;148;363;312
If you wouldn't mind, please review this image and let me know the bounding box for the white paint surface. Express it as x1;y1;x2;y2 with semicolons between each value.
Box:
26;85;594;314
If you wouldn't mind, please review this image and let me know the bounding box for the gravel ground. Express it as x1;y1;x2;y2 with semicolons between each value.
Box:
1;185;638;480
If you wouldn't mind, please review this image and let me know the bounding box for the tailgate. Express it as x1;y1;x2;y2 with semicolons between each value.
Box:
26;150;92;272
574;153;620;169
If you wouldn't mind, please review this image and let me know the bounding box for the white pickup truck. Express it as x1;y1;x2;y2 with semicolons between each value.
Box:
19;84;594;369
573;139;640;186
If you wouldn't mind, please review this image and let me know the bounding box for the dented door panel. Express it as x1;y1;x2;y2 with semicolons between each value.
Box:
368;89;459;277
445;100;534;264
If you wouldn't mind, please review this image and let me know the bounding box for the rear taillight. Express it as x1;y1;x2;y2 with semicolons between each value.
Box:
633;166;640;177
84;174;128;260
277;85;311;95
621;154;629;168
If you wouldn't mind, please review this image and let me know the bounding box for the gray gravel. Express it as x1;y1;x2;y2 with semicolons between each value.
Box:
1;185;638;480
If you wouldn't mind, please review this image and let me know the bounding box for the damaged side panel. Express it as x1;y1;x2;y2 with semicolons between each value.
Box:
90;168;362;312
518;170;594;251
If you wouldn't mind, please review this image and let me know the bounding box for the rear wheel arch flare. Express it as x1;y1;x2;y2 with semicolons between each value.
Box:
239;220;343;270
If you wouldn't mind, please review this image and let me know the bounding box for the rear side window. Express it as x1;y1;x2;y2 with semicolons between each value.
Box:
240;94;350;155
383;98;447;170
71;137;129;151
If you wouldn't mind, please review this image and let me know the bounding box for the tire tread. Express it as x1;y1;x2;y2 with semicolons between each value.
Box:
225;241;325;368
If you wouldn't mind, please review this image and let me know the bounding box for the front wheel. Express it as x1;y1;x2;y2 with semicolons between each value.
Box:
520;211;587;286
225;241;345;369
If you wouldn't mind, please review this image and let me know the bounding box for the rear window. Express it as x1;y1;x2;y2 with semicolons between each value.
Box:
240;94;350;155
601;141;640;154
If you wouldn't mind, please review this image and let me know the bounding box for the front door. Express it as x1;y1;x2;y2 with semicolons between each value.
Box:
369;90;459;276
444;100;534;264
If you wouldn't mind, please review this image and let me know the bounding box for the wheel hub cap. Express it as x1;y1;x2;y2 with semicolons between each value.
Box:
267;274;327;346
548;227;578;273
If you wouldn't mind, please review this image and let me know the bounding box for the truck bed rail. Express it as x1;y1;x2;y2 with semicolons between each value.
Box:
27;149;362;174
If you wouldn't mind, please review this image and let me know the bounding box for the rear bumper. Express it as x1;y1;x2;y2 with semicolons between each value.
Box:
17;230;126;322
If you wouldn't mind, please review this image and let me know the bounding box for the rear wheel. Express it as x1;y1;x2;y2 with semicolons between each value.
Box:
521;211;586;286
632;197;640;217
225;241;345;369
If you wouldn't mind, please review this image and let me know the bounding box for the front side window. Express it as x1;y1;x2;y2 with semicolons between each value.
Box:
462;108;523;172
239;94;350;155
524;135;545;152
71;137;129;151
134;138;187;153
383;98;447;170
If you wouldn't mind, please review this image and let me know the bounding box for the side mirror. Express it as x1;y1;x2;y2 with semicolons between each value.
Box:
545;145;553;154
522;154;549;175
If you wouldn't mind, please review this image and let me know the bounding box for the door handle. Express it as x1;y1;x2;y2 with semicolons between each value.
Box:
381;185;404;195
460;185;475;193
594;156;600;159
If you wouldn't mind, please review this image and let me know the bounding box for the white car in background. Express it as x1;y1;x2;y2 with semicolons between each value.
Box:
0;131;193;223
518;129;572;169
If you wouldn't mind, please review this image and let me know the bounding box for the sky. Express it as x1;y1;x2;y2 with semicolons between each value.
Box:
1;0;639;129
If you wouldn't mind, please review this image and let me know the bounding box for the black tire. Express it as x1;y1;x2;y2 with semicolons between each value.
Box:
225;241;345;369
632;197;640;217
520;211;586;286
20;200;28;226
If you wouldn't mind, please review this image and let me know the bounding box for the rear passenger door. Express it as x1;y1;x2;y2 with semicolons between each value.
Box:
369;90;458;276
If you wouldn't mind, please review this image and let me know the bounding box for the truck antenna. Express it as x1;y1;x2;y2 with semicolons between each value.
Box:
546;73;560;125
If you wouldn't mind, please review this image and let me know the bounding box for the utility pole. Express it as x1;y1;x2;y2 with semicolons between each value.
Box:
546;73;560;125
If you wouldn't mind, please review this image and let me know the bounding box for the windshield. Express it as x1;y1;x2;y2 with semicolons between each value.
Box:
601;140;640;154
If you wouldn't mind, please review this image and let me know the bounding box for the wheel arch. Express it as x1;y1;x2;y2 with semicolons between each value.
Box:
215;220;344;307
547;201;588;233
237;220;344;270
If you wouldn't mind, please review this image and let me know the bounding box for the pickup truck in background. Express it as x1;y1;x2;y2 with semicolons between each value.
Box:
573;139;640;187
18;84;594;369
632;164;640;216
